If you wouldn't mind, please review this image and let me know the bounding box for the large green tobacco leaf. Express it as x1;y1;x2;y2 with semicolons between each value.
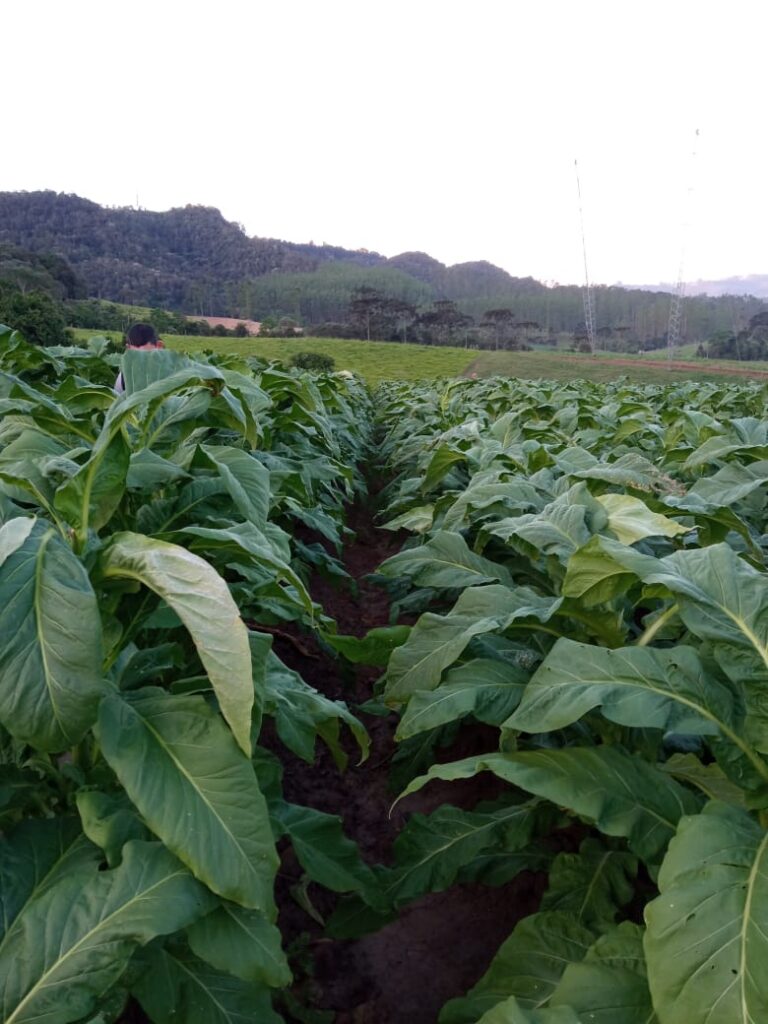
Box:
378;531;512;588
457;842;553;889
0;428;72;506
376;799;542;910
133;945;284;1024
566;540;768;682
637;544;768;679
384;585;559;704
136;476;226;534
126;448;190;490
489;502;591;563
0;841;214;1024
0;513;35;559
180;523;313;618
439;912;595;1023
382;503;435;533
561;535;645;607
101;532;253;756
384;613;501;704
97;689;278;912
541;838;637;932
0;517;105;750
0;765;40;817
120;347;197;394
55;431;131;533
683;426;768;469
550;922;656;1024
659;752;746;806
509;641;735;737
325;625;411;667
248;631;272;737
396;659;529;739
263;652;369;767
441;475;542;533
273;803;378;898
75;791;150;867
199;445;271;529
400;747;700;864
678;459;768;508
76;985;131;1024
506;640;768;790
571;450;667;490
645;801;768;1024
187;903;291;987
0;371;84;438
421;444;467;492
0;817;99;953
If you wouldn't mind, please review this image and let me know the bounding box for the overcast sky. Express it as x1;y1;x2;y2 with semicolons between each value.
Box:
5;0;766;286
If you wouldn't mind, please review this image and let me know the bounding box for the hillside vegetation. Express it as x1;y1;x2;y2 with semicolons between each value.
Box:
3;191;765;346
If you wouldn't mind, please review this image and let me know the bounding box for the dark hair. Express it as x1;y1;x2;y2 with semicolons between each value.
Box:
125;322;159;347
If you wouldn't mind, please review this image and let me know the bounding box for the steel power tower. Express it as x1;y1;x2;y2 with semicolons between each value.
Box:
574;160;596;353
667;129;700;360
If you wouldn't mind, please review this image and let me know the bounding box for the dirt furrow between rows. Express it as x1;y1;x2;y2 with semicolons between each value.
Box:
274;486;548;1024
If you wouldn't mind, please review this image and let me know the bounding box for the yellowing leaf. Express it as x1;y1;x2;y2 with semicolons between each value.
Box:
597;493;689;545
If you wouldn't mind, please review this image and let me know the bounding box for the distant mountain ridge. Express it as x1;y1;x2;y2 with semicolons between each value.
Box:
0;191;765;341
628;276;768;299
0;190;543;314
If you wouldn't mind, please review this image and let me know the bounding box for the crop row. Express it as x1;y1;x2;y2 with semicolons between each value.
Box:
358;374;768;1024
0;328;381;1024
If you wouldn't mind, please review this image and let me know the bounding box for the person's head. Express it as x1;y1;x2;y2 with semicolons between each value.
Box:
125;323;164;349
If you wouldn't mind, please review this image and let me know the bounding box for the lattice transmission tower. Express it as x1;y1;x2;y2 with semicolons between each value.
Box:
667;129;700;360
574;159;596;354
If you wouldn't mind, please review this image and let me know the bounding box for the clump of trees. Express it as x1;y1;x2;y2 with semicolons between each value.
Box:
308;287;539;349
258;316;302;338
0;289;72;346
0;244;82;345
289;351;335;372
701;312;768;361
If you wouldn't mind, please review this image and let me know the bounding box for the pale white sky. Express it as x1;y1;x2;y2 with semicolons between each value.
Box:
4;0;767;286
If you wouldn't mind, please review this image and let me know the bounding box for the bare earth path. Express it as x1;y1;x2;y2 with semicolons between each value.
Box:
464;351;768;381
272;487;550;1024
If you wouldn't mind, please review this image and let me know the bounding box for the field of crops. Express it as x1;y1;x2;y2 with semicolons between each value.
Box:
2;326;768;1024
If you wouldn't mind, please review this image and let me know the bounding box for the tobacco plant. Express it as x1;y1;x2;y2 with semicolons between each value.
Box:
0;327;375;1024
360;374;768;1024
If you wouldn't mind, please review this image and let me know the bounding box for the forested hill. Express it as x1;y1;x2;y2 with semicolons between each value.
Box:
0;191;388;310
1;190;765;343
0;191;537;312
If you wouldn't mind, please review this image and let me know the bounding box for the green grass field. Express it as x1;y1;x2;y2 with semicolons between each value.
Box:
71;330;472;385
70;329;768;386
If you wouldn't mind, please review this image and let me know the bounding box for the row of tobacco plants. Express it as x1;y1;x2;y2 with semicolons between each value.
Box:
356;374;768;1024
0;327;383;1024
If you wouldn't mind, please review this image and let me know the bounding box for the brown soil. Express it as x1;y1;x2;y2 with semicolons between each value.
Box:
465;352;768;379
589;356;768;377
